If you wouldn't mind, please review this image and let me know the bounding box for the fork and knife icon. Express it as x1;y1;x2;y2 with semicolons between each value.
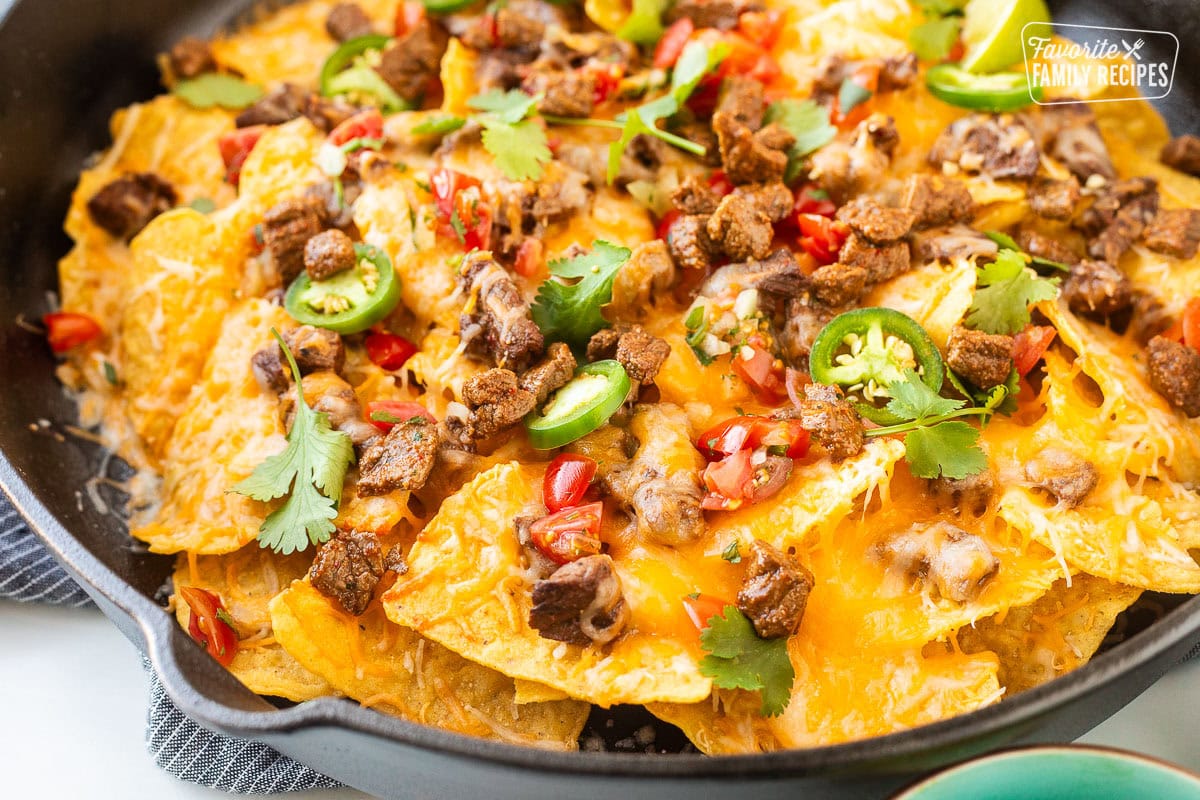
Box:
1121;38;1146;61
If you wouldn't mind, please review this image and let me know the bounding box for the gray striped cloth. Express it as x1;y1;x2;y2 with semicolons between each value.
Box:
0;498;340;793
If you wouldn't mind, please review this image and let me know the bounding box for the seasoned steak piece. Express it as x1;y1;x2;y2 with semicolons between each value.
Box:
495;5;547;52
1128;291;1175;346
672;175;722;216
357;416;441;495
732;181;793;223
698;249;807;303
376;18;449;101
525;68;596;118
325;2;374;41
901;174;974;229
1025;449;1098;508
1088;207;1146;264
877;521;999;603
1142;208;1200;259
86;172;177;240
707;193;774;261
611;240;677;318
714;111;791;186
716;76;765;130
235;83;307;128
251;348;290;394
912;225;1000;264
946;326;1014;389
666;213;716;272
809;114;897;202
519;342;576;404
459;251;544;372
836;197;915;244
303;229;357;281
665;0;741;30
1146;336;1200;417
1027;176;1081;221
878;53;919;92
1078;177;1159;235
284;371;379;445
165;37;215;80
736;539;814;639
1161;134;1200;176
1028;101;1116;181
927;470;996;516
794;383;864;462
840;234;911;283
461;368;537;439
304;179;362;230
810;262;868;307
778;298;836;364
262;197;324;283
586;326;671;387
1062;259;1132;318
284;325;345;375
524;162;592;229
1014;224;1080;266
529;555;630;646
928;114;1039;181
309;530;388;615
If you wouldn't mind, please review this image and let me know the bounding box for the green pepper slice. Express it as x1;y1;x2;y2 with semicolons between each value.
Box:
809;307;945;425
284;243;401;334
925;63;1043;112
319;34;412;112
420;0;480;14
525;360;631;449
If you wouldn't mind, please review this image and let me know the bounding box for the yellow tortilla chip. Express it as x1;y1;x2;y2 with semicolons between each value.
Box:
959;574;1142;695
383;462;713;706
651;640;1000;753
864;260;978;350
271;580;590;748
174;548;330;702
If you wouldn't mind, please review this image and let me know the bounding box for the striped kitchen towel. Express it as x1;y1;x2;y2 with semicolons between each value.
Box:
0;497;340;794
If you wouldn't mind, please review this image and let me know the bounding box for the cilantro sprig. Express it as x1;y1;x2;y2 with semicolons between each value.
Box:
966;249;1060;335
410;90;551;181
762;99;837;183
863;369;995;479
531;240;631;348
231;330;355;554
699;606;795;717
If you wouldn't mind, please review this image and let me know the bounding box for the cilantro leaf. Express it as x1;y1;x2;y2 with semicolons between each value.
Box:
967;250;1060;335
909;16;961;61
669;40;727;104
699;606;795;717
838;78;872;115
914;0;967;14
721;539;742;563
480;119;551;181
231;330;355;554
531;241;631;347
885;369;963;421
412;114;467;136
617;0;668;44
684;305;715;365
174;73;264;110
187;197;216;214
904;421;988;479
763;99;837;183
468;89;540;124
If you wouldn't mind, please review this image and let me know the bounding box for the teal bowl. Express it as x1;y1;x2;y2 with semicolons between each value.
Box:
893;746;1200;800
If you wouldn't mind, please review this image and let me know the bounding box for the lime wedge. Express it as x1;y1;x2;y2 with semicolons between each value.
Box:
959;0;1051;74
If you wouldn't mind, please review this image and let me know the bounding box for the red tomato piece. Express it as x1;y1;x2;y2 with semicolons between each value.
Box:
707;170;734;198
702;448;753;499
43;311;102;353
731;345;787;403
217;125;266;187
513;238;544;278
543;454;598;513
736;10;784;50
179;586;239;667
589;63;624;105
393;1;424;36
328;108;384;147
796;213;848;265
758;418;810;459
656;208;683;242
793;184;836;218
654;18;694;69
682;593;731;634
529;502;603;564
1012;325;1058;377
685;75;722;116
364;332;418;371
1182;297;1200;350
365;400;437;432
431;168;491;250
696;415;809;461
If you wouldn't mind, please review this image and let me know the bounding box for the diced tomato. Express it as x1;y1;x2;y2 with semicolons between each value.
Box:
654;18;694;69
656;208;683;242
513;238;544;278
529;502;603;565
784;366;811;407
365;400;437;432
364;332;418;371
736;10;784;50
696;415;809;461
431;168;491;251
217;125;266;187
393;1;424;36
685;75;722;117
702;448;753;499
796;213;848;265
946;39;965;63
731;344;787;403
179;587;239;667
43;312;102;353
833;62;880;130
543;454;598;513
1012;325;1058;377
328;108;384;148
793;184;836;218
1179;297;1200;350
682;593;731;634
589;62;624;105
707;170;734;198
719;32;780;83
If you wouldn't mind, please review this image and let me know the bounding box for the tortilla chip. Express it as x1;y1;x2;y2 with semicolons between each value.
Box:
382;462;713;706
959;574;1142;695
864;260;978;350
174;548;330;702
271;580;590;749
651;640;1001;753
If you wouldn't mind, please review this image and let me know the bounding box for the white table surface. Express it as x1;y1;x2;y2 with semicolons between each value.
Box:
2;599;1198;799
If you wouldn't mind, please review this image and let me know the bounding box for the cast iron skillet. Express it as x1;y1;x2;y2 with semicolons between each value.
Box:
1;1;1198;797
